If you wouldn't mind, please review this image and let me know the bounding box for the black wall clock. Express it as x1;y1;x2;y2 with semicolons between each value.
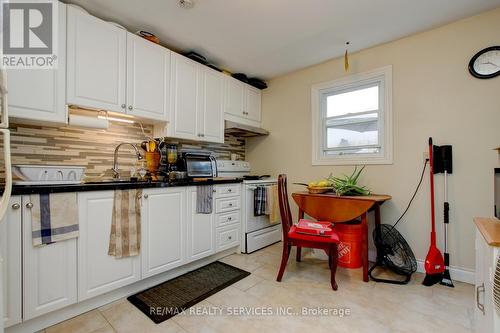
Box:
468;46;500;79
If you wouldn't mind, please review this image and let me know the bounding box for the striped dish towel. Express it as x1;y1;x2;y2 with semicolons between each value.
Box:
265;184;280;224
31;193;79;247
254;186;267;216
197;185;213;214
109;189;143;258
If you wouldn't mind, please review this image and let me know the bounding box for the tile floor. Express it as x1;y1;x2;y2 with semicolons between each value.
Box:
43;243;474;333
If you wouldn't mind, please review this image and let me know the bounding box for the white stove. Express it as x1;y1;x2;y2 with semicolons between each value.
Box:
217;160;282;253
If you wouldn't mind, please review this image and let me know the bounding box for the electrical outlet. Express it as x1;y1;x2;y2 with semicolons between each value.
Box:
423;151;429;162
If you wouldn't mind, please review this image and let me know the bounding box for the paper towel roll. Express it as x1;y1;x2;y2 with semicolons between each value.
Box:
69;114;109;129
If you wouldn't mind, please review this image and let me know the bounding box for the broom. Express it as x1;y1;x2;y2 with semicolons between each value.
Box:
422;137;445;286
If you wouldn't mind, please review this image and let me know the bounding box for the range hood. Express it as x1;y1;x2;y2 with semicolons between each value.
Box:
224;120;269;137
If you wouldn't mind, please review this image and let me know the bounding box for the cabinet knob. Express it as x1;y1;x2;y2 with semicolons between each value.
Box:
121;104;126;109
228;189;232;192
128;105;133;110
143;194;149;199
228;203;233;207
228;236;232;240
228;217;232;221
12;203;20;209
201;134;205;137
26;202;33;209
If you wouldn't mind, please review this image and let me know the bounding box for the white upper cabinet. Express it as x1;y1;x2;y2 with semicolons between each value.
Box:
77;191;141;301
224;77;245;119
7;2;67;124
168;54;225;143
23;196;77;320
126;34;170;121
199;67;225;143
141;188;186;278
67;5;127;113
224;76;262;125
1;197;22;328
245;86;262;122
169;53;199;140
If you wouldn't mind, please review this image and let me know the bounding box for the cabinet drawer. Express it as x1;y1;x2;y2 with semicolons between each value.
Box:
216;211;240;228
216;225;239;252
215;197;240;213
215;184;241;198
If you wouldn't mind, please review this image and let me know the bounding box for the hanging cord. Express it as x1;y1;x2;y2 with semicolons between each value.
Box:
385;158;429;235
137;121;155;142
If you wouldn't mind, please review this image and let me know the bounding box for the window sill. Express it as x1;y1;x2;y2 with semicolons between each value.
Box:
312;156;393;166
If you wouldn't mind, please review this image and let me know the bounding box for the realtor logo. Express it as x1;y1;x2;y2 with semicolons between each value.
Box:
1;0;58;68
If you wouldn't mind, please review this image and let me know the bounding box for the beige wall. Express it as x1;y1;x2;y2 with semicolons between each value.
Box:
247;8;500;271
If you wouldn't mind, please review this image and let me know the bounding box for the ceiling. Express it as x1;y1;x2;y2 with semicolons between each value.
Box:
65;0;500;79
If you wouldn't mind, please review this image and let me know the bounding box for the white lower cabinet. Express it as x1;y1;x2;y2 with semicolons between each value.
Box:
77;191;141;301
141;188;186;278
1;198;22;328
186;187;216;262
23;196;77;320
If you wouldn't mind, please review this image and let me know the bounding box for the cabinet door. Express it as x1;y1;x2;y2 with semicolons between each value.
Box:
141;188;186;278
7;2;67;124
169;53;199;140
186;187;215;262
200;68;224;143
23;197;77;320
0;198;22;328
127;34;170;121
224;77;245;118
245;86;262;122
67;6;127;113
77;191;140;301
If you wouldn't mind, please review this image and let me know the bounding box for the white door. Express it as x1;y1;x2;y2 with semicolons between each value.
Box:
141;188;186;278
186;187;215;262
67;6;127;113
245;86;262;122
7;2;67;124
200;68;224;143
126;34;170;121
224;77;245;118
0;198;21;328
77;191;140;301
23;196;77;320
169;53;199;140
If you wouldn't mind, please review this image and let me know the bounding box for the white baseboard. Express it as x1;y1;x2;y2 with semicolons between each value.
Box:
368;250;475;284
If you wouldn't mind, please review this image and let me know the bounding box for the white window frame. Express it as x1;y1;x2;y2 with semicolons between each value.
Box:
311;65;393;165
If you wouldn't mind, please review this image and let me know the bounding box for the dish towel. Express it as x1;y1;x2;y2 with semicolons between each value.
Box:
31;193;79;247
265;184;280;224
254;186;267;216
197;185;213;214
109;189;142;258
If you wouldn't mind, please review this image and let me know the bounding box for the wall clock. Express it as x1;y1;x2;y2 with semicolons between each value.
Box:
468;46;500;79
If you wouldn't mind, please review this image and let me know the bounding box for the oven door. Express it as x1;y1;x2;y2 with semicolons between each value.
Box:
244;183;281;233
185;154;216;177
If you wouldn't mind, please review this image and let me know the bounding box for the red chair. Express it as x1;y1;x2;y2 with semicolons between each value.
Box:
276;175;340;290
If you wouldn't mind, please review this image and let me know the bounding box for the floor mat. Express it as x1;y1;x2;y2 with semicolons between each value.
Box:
127;261;250;323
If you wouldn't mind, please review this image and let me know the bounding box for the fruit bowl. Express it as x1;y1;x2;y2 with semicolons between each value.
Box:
307;186;333;194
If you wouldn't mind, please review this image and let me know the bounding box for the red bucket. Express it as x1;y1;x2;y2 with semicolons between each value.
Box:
335;222;363;269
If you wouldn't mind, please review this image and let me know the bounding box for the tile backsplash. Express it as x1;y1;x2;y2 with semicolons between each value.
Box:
0;122;245;180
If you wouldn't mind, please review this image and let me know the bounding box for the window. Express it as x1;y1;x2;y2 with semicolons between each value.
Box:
311;66;393;165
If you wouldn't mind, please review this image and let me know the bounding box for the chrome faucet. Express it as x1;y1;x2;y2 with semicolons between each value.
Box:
112;143;143;179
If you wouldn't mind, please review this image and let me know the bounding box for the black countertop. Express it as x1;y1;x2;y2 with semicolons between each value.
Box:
3;178;243;195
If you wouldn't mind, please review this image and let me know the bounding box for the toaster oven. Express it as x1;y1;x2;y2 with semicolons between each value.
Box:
181;152;217;178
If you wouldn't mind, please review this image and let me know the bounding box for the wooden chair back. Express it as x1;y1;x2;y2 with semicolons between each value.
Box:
278;175;293;240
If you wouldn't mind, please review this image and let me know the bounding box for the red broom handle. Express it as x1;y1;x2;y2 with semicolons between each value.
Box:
429;138;436;244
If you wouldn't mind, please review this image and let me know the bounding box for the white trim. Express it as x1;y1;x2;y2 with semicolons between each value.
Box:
311;65;393;166
368;250;474;284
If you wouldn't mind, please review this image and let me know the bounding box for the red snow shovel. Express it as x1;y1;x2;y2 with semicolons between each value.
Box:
422;137;445;286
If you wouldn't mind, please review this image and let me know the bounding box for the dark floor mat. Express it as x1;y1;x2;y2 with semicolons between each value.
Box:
127;261;250;323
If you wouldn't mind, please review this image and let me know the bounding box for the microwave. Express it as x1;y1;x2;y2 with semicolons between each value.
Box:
181;152;217;178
